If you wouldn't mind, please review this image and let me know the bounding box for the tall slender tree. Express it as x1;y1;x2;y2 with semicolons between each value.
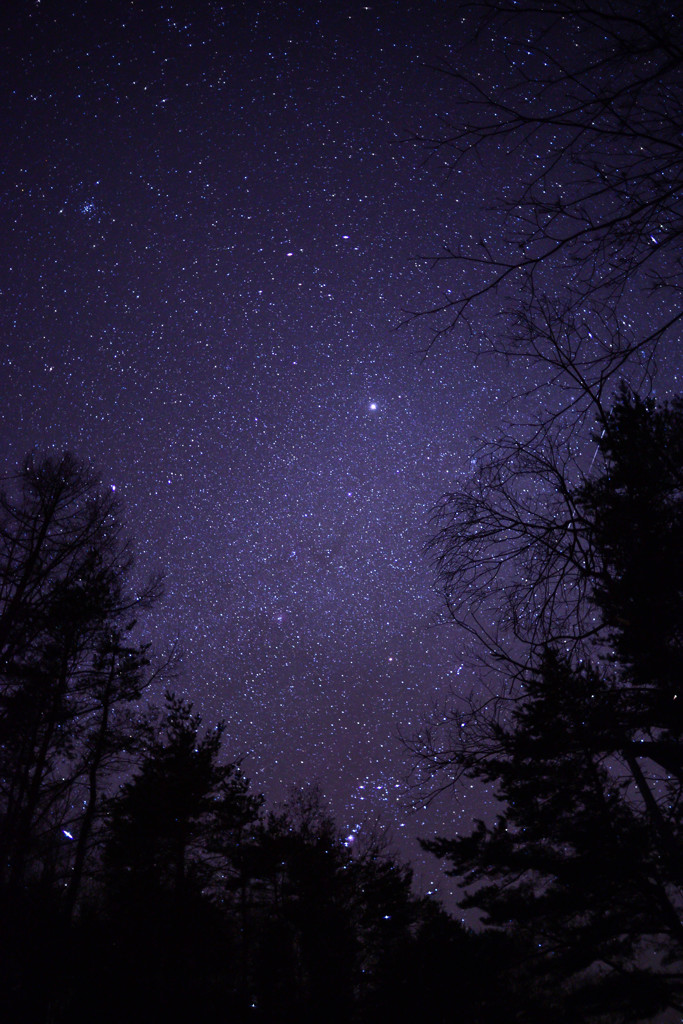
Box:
0;453;165;1024
0;453;161;899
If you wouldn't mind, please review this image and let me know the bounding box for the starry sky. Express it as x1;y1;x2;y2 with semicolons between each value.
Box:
0;0;588;904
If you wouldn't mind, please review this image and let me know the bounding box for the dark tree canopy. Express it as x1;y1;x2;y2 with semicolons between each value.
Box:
421;390;683;1021
103;691;262;904
0;453;161;905
413;10;683;1012
426;386;683;673
0;453;509;1024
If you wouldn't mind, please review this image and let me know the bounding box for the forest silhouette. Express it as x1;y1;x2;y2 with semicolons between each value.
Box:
4;0;683;1019
2;384;683;1022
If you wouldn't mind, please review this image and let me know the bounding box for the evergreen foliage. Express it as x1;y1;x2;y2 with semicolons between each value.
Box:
0;454;498;1023
423;390;683;1020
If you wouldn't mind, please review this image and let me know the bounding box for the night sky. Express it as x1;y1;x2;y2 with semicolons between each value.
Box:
1;0;555;905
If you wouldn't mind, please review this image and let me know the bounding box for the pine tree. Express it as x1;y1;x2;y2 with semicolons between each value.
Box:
424;390;683;1021
104;692;262;904
100;693;262;1023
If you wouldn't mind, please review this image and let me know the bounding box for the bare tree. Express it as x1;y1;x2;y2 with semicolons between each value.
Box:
403;1;683;772
411;0;683;415
428;414;597;667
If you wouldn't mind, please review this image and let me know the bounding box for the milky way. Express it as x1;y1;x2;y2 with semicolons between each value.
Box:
1;1;560;907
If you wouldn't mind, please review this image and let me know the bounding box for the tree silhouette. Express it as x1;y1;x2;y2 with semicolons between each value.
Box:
100;692;262;1023
0;455;161;892
580;390;683;703
407;1;683;708
414;0;683;410
0;452;507;1023
243;785;419;1024
104;692;261;902
0;453;163;1020
421;390;683;1020
424;413;596;675
364;899;517;1024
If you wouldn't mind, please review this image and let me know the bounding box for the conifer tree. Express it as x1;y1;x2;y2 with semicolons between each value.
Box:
423;390;683;1021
